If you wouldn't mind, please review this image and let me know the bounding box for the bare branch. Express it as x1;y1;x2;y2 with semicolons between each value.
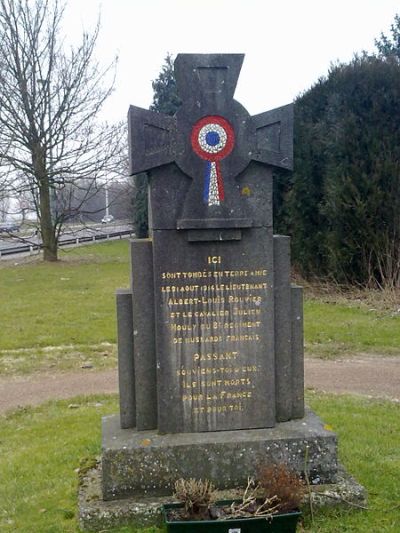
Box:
0;0;123;260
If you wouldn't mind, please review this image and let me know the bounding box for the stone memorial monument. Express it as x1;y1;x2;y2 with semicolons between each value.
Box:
105;50;336;491
79;54;366;531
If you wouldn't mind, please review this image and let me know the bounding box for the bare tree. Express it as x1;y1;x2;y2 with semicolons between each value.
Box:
0;193;10;222
0;0;124;260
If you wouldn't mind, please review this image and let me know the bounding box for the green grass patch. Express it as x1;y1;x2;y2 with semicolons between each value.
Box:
304;300;400;358
304;392;400;531
0;241;129;374
0;395;160;533
0;342;116;375
0;393;399;532
0;240;130;350
0;395;159;532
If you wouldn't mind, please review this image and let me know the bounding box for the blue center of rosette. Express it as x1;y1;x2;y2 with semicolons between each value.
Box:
205;131;220;146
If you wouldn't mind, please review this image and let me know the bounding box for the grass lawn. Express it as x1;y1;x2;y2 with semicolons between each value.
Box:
0;241;130;375
0;240;399;376
0;392;398;532
304;300;400;357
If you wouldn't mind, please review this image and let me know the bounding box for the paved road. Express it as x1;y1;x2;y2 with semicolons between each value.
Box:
0;222;133;256
0;356;399;414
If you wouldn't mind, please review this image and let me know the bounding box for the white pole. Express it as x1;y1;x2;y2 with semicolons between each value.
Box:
105;184;109;217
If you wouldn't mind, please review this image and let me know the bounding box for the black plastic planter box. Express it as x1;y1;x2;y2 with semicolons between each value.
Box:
163;501;301;533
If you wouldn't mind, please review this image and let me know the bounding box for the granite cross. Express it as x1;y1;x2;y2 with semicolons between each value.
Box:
127;53;296;434
128;54;293;229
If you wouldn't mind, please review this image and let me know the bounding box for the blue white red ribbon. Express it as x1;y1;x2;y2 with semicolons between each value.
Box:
191;116;235;206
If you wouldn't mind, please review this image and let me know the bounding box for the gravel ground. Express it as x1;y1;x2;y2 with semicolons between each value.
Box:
0;355;399;414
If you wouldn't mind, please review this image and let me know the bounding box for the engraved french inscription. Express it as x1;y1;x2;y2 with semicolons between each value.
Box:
158;250;272;431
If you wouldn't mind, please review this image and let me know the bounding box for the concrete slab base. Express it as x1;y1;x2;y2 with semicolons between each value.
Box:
102;409;338;500
78;408;366;530
78;463;367;532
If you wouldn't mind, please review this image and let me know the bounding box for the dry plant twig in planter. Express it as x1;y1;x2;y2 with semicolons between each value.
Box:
173;478;215;516
225;477;281;519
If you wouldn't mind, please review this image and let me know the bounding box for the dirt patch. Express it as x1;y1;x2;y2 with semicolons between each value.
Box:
0;355;399;415
0;369;118;414
305;354;400;402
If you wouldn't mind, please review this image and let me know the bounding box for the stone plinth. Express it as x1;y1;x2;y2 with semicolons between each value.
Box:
102;409;338;501
79;463;367;532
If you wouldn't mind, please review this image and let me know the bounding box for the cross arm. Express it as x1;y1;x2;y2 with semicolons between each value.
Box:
128;106;177;175
250;103;293;170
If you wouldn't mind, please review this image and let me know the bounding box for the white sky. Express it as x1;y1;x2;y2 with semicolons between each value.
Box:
64;0;399;122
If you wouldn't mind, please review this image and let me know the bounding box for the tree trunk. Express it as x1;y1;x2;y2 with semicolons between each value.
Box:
32;142;58;262
39;181;57;261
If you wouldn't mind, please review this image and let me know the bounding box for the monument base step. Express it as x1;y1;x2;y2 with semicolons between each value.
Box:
101;409;338;501
78;463;367;532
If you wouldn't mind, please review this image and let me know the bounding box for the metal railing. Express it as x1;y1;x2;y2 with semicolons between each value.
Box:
0;229;136;258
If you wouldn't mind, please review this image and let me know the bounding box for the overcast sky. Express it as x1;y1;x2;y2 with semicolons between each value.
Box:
64;0;399;122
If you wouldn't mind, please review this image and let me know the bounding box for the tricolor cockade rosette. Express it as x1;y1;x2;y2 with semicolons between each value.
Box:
191;115;235;206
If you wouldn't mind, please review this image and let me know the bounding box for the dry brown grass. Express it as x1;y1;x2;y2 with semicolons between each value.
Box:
258;464;306;513
293;273;400;314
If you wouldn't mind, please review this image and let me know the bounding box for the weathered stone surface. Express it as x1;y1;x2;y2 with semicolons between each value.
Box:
153;226;275;433
309;463;368;509
115;289;135;429
130;239;157;430
127;106;177;175
274;235;292;422
148;161;274;232
101;409;338;500
79;462;366;532
79;464;165;532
